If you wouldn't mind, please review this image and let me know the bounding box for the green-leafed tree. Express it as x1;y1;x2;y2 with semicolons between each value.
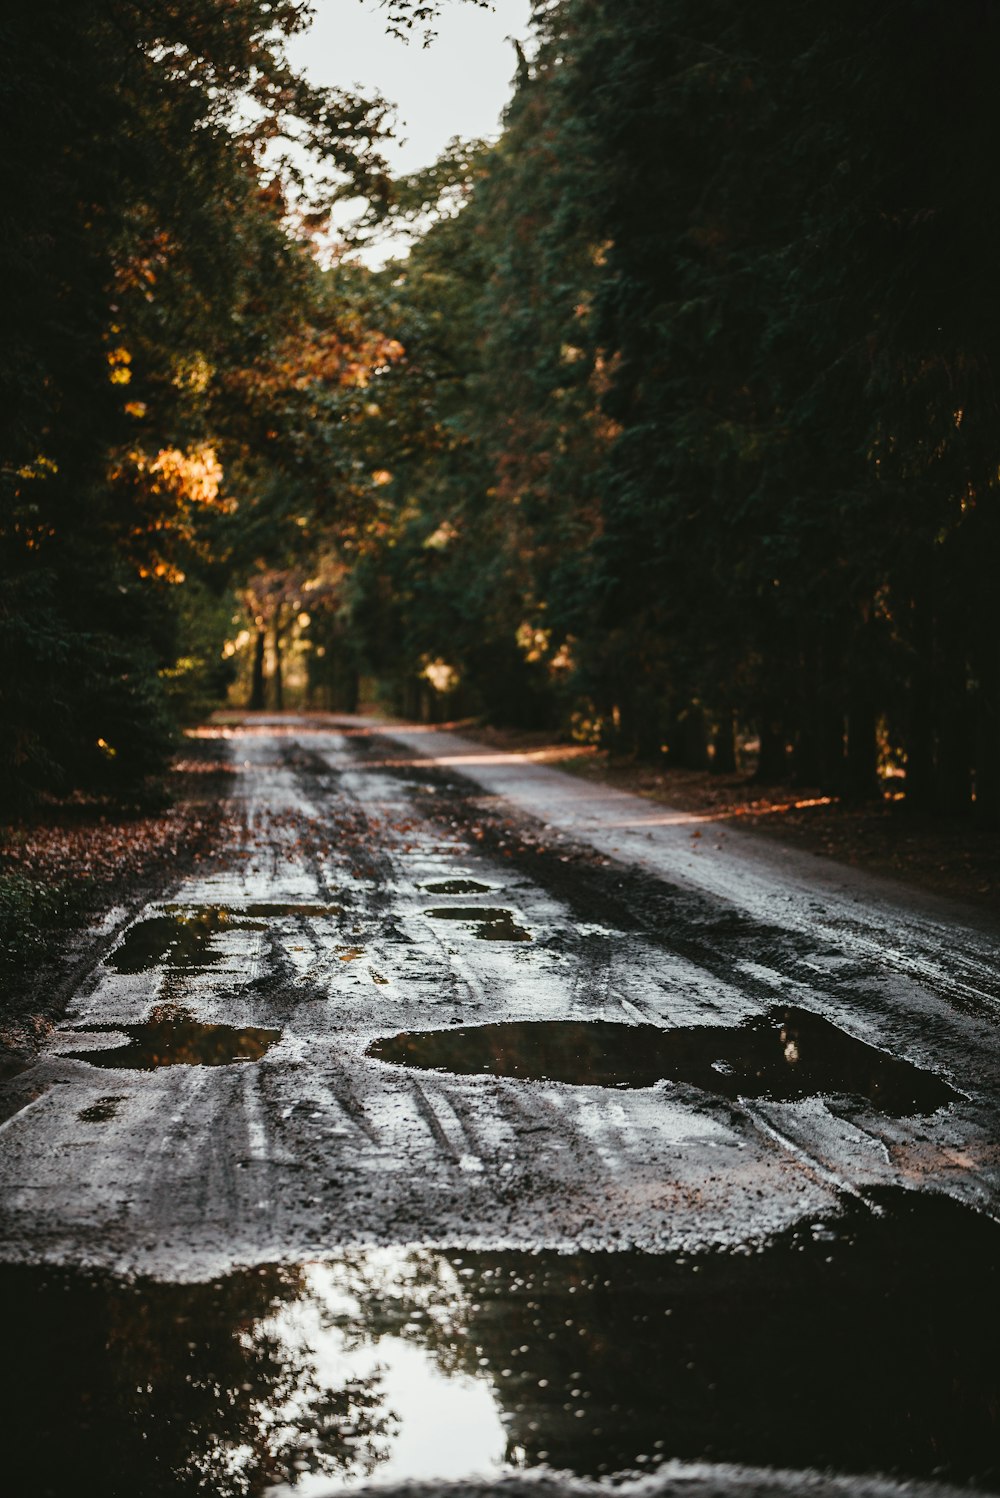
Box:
337;8;607;727
339;0;1000;821
0;0;390;804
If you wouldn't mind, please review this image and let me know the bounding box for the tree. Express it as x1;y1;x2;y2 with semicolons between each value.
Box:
335;0;1000;823
0;0;390;803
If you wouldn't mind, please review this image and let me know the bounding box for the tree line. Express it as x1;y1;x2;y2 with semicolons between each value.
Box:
0;0;403;806
341;0;1000;822
4;0;998;825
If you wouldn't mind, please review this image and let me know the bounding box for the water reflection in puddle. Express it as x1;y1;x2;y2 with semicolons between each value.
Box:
109;910;263;974
367;1009;955;1115
4;1191;997;1496
112;905;346;975
424;907;532;942
65;1007;281;1070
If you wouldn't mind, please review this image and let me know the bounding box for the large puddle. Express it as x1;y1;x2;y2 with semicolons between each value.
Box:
367;1009;956;1114
65;1007;281;1070
424;907;532;942
2;1191;997;1496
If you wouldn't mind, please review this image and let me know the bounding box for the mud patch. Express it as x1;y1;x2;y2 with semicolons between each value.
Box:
65;1008;280;1070
422;879;495;895
1;1191;997;1496
424;906;532;942
367;1008;955;1114
77;1095;127;1123
109;909;262;974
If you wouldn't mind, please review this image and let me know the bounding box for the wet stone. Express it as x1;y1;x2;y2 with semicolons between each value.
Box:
367;1008;956;1115
65;1009;281;1070
1;1190;997;1496
424;906;532;942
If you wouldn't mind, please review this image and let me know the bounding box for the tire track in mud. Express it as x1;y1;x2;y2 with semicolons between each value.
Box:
365;738;1000;1079
3;718;998;1277
338;727;1000;1223
3;721;1000;1497
260;724;843;1252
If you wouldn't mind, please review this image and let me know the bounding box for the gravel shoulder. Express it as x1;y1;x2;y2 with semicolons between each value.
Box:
451;722;1000;915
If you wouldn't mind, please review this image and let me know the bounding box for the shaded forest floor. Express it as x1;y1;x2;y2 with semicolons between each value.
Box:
460;724;1000;915
0;741;237;1080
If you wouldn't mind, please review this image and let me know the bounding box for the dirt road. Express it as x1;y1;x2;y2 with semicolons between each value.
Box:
2;716;998;1497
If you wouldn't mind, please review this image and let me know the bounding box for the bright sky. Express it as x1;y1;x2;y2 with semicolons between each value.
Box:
287;0;533;175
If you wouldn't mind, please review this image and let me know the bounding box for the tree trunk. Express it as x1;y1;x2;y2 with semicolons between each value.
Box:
796;703;845;790
248;626;266;711
612;693;638;755
755;720;787;783
271;627;284;712
675;702;708;769
794;636;845;791
711;713;737;774
845;689;878;800
934;672;971;816
634;688;667;760
973;643;1000;827
905;582;935;809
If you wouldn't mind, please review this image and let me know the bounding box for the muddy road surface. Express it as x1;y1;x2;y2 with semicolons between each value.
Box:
2;715;999;1498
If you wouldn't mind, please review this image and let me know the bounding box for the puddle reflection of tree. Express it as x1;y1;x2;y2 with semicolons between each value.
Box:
369;1011;955;1113
66;1005;281;1069
8;1193;997;1493
424;907;532;941
337;1194;999;1486
6;1264;392;1497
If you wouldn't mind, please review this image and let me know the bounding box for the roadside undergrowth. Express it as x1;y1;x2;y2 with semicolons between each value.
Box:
0;738;236;1072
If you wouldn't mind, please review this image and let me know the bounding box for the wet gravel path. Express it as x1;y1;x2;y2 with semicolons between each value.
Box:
1;715;998;1496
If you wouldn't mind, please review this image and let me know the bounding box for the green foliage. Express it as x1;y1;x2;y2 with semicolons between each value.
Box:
159;581;239;727
325;0;1000;820
0;872;89;985
6;0;998;822
566;0;1000;806
0;0;392;802
0;569;180;809
334;12;607;726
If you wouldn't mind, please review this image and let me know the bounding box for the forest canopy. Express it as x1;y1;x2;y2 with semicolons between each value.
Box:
2;0;998;823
